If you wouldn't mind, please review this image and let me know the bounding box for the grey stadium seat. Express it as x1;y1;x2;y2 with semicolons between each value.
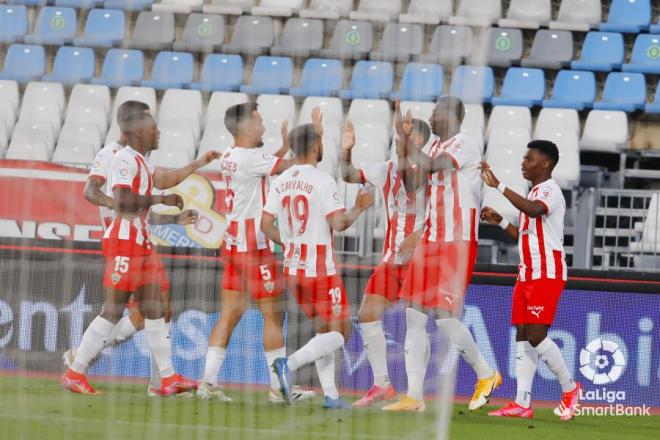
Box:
173;13;225;53
521;30;574;70
549;0;602;32
477;27;523;68
349;0;402;23
320;20;373;60
128;11;175;50
270;18;323;58
370;23;423;63
203;0;256;16
299;0;353;20
418;25;474;65
399;0;453;25
223;15;274;56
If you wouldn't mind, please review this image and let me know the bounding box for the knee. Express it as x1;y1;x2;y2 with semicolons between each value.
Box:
356;308;374;324
129;308;145;329
100;308;121;324
526;327;548;347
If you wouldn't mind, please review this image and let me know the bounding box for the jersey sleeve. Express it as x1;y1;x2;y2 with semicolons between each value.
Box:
321;178;346;218
359;161;389;187
263;183;279;217
88;148;113;181
535;182;564;216
110;155;138;190
441;135;481;170
245;150;282;177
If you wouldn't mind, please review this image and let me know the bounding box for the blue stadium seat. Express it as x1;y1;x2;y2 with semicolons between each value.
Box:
24;7;77;46
571;32;624;72
4;0;47;6
339;61;393;100
622;34;660;74
449;65;494;104
103;0;153;11
42;47;96;86
0;44;46;83
91;49;144;88
599;0;651;33
593;72;646;112
190;54;243;92
141;51;194;90
0;5;28;44
651;17;660;34
55;0;103;8
644;80;660;114
74;9;126;48
393;63;444;102
491;68;545;107
240;56;294;95
543;70;596;110
290;58;343;97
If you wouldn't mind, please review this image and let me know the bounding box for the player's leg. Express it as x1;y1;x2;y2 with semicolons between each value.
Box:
315;317;352;409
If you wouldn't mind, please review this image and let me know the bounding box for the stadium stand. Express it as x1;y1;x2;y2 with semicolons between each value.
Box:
289;58;343;97
592;72;647;112
571;31;624;71
0;5;28;44
449;65;495;104
42;47;96;86
399;0;452;25
339;61;394;100
449;0;502;27
549;0;602;32
252;0;305;17
128;11;175;50
203;0;254;15
91;49;144;88
24;6;77;46
542;70;596;110
141;51;195;90
299;0;352;20
393;63;444;102
190;54;243;92
370;23;423;63
599;0;651;33
270;17;323;58
521;30;574;70
622;34;660;74
499;0;552;29
0;44;46;83
240;56;294;95
349;0;402;23
418;25;474;65
491;67;546;107
320;19;373;60
73;8;126;48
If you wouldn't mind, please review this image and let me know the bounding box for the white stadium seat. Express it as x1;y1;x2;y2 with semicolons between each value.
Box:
580;110;628;152
152;0;204;14
351;138;389;169
463;104;485;131
252;0;304;17
10;121;56;154
348;100;392;129
203;0;256;15
550;0;602;32
353;121;390;146
486;106;532;140
205;92;249;130
0;80;19;114
499;0;552;30
52;141;96;166
0;105;16;138
19;102;63;134
158;130;196;159
535;108;580;137
535;128;580;188
299;97;343;125
399;0;453;25
350;0;402;22
149;149;192;168
299;0;353;20
58;123;103;153
486;126;530;163
69;85;111;117
6;139;50;162
23;82;65;116
399;101;435;122
112;87;157;120
65;107;109;139
160;89;202;119
0;123;8;155
449;0;502;27
460;125;485;155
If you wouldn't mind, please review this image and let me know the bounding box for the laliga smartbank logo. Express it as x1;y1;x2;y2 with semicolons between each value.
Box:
575;338;650;416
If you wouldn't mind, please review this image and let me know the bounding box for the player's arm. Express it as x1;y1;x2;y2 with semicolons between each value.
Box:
113;187;183;214
480;207;519;240
393;100;433;191
339;121;366;184
480;161;547;218
404;140;455;175
260;212;282;246
327;189;374;232
398;227;424;260
84;176;113;209
150;209;198;226
153;151;222;190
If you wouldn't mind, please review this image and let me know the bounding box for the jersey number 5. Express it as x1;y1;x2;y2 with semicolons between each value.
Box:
282;195;310;236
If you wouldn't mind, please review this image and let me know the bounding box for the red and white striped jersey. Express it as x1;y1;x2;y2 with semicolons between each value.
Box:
359;161;426;265
88;141;124;229
425;133;481;243
518;179;567;282
263;164;345;277
102;146;154;257
220;147;282;254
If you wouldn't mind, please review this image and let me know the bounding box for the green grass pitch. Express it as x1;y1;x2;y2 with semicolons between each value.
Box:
0;376;656;440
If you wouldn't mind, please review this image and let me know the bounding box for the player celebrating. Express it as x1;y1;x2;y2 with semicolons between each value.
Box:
198;102;314;403
262;122;374;409
340;104;430;407
60;101;197;396
384;96;501;412
480;140;581;420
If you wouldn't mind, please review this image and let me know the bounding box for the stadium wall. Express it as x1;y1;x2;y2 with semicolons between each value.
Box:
0;243;657;408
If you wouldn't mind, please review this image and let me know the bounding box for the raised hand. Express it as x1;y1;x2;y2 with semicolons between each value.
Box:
480;207;503;225
355;187;375;210
341;120;356;152
280;119;290;149
480;161;500;188
402;110;413;137
161;193;184;210
394;98;404;135
200;150;222;165
311;106;324;137
175;209;199;225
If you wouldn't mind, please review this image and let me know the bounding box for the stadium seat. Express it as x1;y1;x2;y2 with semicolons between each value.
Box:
622;34;660;74
159;89;202;138
64;107;109;139
74;9;125;48
257;94;296;143
459;125;485;155
152;0;203;14
463;104;485;131
370;23;423;63
54;0;103;7
69;84;112;119
652;16;660;34
42;47;95;86
190;54;243;93
6;139;50;161
580;110;628;152
289;58;343;97
0;80;18;138
205;92;248;129
400;101;435;122
521;30;574;70
353;121;390;146
52;141;96;165
480;27;523;68
419;25;473;65
10;120;57;155
535;128;580;188
535;108;580;136
492;68;545;107
339;61;394;100
299;97;343;142
24;7;76;46
351;138;389;168
486;106;532;140
550;0;602;32
0;44;46;83
92;49;144;88
222;15;274;56
348;100;391;130
599;0;651;33
449;66;494;104
270;18;324;58
18;102;62;135
350;0;402;22
252;0;303;17
112;86;157;120
103;0;153;11
240;56;294;95
399;0;452;25
593;73;646;112
0;80;20;115
128;11;175;50
499;0;551;29
644;81;660;114
158;128;196;157
203;0;255;15
150;148;192;168
320;20;373;60
57;123;102;152
0;124;8;154
23;82;66;115
393;63;443;102
0;5;28;44
571;32;624;72
141;51;194;90
449;0;501;27
542;70;596;110
317;136;339;178
173;14;225;53
299;0;352;20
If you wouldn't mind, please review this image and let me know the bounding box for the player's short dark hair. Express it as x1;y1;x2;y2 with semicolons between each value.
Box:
411;118;431;145
117;101;151;133
528;139;560;167
434;96;465;123
289;124;321;158
224;102;258;136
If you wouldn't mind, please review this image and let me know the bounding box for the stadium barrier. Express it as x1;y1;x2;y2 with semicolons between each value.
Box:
0;241;657;408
